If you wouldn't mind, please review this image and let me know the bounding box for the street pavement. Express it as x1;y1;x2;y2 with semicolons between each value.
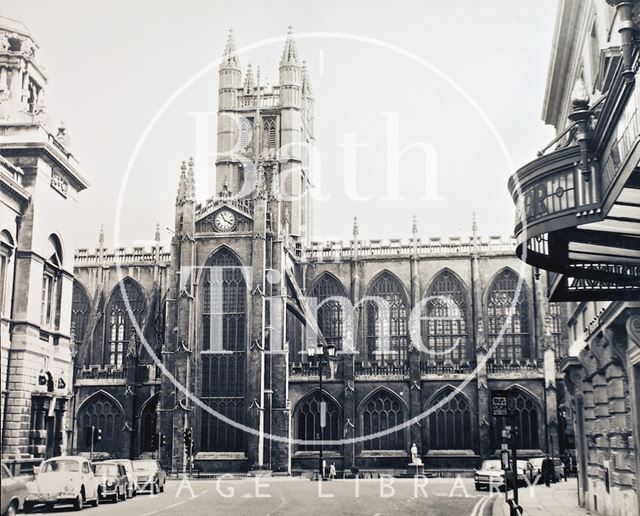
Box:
492;478;589;516
29;477;495;516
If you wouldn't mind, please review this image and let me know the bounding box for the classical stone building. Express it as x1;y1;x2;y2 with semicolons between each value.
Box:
69;29;573;474
507;1;640;515
0;17;88;459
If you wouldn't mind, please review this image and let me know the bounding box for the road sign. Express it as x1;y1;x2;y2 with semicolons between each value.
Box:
492;391;509;417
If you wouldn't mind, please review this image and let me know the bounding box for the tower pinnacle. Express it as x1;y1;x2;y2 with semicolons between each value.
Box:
280;26;299;66
221;29;239;69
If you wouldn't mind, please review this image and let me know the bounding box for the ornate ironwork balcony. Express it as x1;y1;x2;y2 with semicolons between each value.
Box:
508;62;640;301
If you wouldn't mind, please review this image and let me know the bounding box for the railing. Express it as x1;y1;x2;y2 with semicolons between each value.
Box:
420;361;475;375
196;196;253;220
485;358;543;373
600;77;640;195
355;363;408;377
77;366;126;380
74;247;170;265
303;236;515;262
289;362;331;377
237;92;280;108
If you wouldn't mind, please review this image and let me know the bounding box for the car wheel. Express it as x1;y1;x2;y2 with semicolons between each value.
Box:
73;493;83;511
6;500;18;516
153;482;159;494
23;501;35;513
120;488;127;501
159;482;164;493
90;495;99;508
112;491;119;503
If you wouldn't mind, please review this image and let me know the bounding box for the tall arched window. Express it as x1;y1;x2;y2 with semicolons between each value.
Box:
263;119;276;149
486;269;530;361
41;235;63;331
365;273;408;366
422;271;468;363
310;274;346;351
71;282;91;347
105;278;146;368
427;388;472;449
0;230;15;318
492;388;540;450
548;303;563;351
240;118;253;149
77;393;124;456
200;248;247;452
361;390;406;450
296;391;341;452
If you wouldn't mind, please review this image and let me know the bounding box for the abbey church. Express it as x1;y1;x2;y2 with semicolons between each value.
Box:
2;23;572;474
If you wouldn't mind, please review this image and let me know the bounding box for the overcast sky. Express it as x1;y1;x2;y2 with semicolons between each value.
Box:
3;0;558;249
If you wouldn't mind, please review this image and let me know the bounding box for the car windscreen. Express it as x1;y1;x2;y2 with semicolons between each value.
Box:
133;461;157;471
42;460;81;473
480;461;501;470
94;464;118;475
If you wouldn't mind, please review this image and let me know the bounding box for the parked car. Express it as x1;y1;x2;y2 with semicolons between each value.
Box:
132;459;166;494
474;459;530;491
24;456;99;512
1;463;28;516
527;457;565;483
110;459;138;497
92;462;128;503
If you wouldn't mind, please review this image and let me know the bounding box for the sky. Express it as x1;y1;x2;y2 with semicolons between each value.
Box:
2;0;558;249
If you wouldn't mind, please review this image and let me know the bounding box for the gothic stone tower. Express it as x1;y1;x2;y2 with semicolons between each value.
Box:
159;28;314;473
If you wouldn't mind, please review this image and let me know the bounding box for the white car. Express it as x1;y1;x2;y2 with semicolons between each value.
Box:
24;456;99;512
474;459;530;491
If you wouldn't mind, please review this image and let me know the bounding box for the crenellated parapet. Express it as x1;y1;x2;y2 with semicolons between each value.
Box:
74;246;171;267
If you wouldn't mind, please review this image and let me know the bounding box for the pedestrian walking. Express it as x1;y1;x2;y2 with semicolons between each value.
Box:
562;452;572;480
541;454;554;487
328;463;336;480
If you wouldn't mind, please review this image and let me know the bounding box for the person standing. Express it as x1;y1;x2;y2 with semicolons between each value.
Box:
541;454;555;487
328;463;337;480
562;452;572;480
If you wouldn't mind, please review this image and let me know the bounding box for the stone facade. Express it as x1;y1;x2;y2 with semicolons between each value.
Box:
0;17;88;459
68;29;573;474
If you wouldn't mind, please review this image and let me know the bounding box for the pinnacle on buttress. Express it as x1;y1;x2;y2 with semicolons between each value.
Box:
176;161;187;205
472;211;478;235
154;223;161;244
221;29;239;69
352;216;359;239
280;25;299;66
244;63;255;92
301;60;313;97
186;157;196;202
411;214;418;238
98;224;105;249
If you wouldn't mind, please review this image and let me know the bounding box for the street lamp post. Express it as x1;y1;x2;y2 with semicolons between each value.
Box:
307;342;336;480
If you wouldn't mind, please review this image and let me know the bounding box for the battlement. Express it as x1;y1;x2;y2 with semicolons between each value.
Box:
302;235;516;261
74;246;171;267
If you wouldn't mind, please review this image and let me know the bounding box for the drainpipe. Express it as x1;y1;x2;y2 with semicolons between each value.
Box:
607;1;637;82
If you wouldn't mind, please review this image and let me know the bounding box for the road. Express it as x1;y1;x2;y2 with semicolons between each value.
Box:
29;477;496;516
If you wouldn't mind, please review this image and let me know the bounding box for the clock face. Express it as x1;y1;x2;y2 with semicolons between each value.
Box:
213;209;237;232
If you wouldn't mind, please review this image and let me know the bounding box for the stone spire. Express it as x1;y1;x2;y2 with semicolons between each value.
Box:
221;29;239;69
280;25;299;65
301;60;312;97
186;157;196;202
243;63;255;93
176;161;187;205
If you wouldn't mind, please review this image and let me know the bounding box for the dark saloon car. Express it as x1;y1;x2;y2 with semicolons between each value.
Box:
93;462;128;503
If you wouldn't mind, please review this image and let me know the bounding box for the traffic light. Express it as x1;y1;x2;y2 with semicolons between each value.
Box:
184;428;193;456
160;432;166;447
85;426;103;446
151;432;157;451
95;428;102;442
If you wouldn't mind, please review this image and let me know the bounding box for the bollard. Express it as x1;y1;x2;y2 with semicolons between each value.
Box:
507;498;523;516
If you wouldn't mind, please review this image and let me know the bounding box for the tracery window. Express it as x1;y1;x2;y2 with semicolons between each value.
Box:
41;235;63;330
492;389;540;450
200;248;247;452
296;391;341;452
71;282;91;346
486;269;530;361
310;274;346;351
240;118;253;149
365;273;408;366
421;271;468;362
427;389;472;449
548;303;563;350
77;394;123;454
263;119;276;149
105;278;146;368
361;390;406;450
